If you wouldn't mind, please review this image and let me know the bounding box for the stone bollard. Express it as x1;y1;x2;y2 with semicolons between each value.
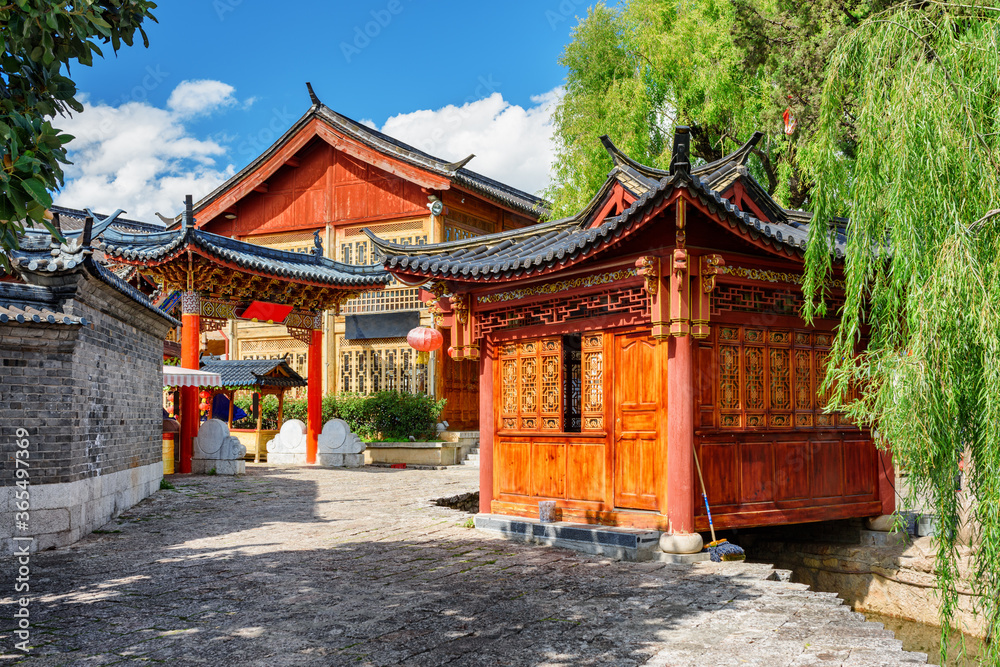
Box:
192;419;246;475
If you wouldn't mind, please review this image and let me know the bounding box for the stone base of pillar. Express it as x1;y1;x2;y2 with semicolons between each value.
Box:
659;532;704;554
864;514;898;532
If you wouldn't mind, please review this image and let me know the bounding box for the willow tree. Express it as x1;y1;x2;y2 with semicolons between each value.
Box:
546;0;891;218
801;3;1000;661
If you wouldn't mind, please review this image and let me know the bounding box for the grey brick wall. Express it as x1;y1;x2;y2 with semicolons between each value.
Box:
0;274;172;487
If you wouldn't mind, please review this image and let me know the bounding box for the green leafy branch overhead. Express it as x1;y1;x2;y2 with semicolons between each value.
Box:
0;1;157;263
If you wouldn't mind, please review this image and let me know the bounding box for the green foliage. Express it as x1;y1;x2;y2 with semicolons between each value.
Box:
0;1;157;262
800;4;1000;662
365;391;446;442
546;0;888;217
232;391;445;441
159;478;173;490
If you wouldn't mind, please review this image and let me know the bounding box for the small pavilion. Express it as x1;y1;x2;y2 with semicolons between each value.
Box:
199;356;307;462
99;196;389;472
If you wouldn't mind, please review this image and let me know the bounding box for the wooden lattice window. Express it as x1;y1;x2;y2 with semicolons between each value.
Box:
580;333;604;430
499;337;563;432
244;230;320;257
339;222;428;314
499;334;604;433
715;325;849;430
338;336;428;395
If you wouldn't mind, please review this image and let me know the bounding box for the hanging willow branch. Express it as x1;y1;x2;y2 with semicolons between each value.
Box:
801;3;1000;663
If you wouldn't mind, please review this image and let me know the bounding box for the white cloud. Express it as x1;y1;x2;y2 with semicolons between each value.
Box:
167;79;237;117
379;87;562;196
57;81;240;221
56;83;562;222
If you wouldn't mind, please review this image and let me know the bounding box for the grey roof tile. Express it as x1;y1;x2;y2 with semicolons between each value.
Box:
98;227;390;288
199;358;307;389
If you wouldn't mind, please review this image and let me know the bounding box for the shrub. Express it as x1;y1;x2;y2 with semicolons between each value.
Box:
229;391;445;441
366;391;446;441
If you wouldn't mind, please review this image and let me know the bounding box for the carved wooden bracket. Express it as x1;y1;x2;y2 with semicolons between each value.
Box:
692;254;725;339
448;294;479;361
635;256;659;296
700;254;724;294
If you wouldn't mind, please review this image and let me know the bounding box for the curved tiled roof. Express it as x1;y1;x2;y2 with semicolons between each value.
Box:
7;241;179;326
0;283;89;326
49;205;165;234
99;226;390;289
368;162;847;284
183;86;549;225
199;357;306;389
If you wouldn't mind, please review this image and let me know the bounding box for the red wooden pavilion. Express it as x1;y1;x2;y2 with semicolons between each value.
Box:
371;128;893;541
98;196;389;472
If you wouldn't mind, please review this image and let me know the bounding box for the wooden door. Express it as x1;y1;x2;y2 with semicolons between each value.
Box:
614;331;661;510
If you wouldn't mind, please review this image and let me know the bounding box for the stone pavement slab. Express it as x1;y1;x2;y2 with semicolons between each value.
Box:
0;466;926;666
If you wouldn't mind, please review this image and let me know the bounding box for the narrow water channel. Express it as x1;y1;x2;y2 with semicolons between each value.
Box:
862;611;985;666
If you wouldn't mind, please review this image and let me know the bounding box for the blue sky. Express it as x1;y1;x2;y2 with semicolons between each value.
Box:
58;0;593;220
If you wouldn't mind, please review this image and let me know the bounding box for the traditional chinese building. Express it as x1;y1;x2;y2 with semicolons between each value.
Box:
372;128;893;549
166;84;547;431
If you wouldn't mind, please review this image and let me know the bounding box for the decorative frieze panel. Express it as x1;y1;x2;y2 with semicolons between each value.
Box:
478;286;648;338
478;267;638;306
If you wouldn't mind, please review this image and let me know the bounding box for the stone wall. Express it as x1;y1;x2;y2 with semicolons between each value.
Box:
0;274;173;552
743;525;985;639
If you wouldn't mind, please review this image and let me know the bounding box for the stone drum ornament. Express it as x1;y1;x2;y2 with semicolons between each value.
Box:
317;419;367;467
266;419;308;465
192;419;246;475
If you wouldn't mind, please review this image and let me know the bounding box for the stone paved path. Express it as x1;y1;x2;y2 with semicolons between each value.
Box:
1;466;926;666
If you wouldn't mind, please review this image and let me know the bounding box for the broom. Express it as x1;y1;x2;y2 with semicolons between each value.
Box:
693;447;745;562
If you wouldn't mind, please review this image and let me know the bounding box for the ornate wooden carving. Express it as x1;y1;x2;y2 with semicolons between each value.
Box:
711;324;848;430
635;256;658;296
498;337;564;433
200;317;227;334
477;286;648;338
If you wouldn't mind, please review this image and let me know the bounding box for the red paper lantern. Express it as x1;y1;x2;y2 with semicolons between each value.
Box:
406;327;443;352
199;390;211;399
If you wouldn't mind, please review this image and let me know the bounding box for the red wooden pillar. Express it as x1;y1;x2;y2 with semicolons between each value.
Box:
179;291;201;474
666;334;695;534
478;344;494;514
306;326;322;464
